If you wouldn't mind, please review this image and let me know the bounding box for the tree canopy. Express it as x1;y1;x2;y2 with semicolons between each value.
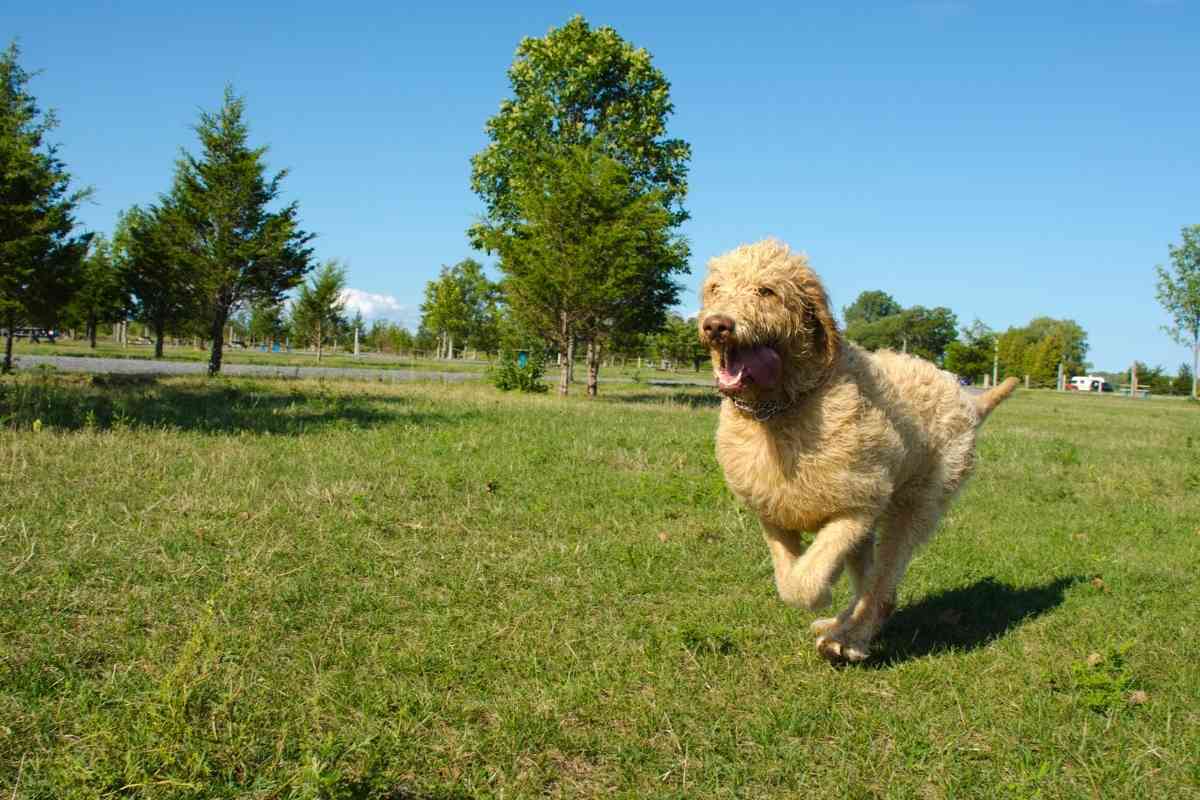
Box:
942;319;996;383
0;41;90;371
843;290;902;328
419;258;500;358
469;15;690;242
116;198;199;358
996;317;1089;386
1155;224;1200;397
479;143;687;395
66;235;128;348
290;259;347;362
175;86;314;375
842;292;958;363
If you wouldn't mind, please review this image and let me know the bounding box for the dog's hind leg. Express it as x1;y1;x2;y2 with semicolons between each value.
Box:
764;514;874;612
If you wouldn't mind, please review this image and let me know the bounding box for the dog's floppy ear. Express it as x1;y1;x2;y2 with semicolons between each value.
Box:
802;276;841;370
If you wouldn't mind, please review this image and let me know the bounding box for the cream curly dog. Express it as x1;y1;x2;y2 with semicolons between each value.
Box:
698;239;1017;663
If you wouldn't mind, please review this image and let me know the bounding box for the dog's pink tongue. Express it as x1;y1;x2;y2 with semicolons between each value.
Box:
723;346;781;390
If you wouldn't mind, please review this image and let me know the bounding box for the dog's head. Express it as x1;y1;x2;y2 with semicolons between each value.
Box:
698;239;840;405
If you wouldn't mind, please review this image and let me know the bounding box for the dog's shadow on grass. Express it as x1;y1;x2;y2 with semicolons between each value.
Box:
869;575;1084;667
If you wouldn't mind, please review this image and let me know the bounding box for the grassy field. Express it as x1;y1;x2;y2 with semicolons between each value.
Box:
1;374;1198;798
10;340;710;383
10;340;490;374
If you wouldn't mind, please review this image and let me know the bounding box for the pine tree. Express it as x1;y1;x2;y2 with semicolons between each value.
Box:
175;86;314;375
67;235;129;348
291;259;347;362
116;198;198;359
0;42;90;372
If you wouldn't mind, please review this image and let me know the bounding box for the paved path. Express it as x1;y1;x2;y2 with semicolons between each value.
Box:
13;355;482;383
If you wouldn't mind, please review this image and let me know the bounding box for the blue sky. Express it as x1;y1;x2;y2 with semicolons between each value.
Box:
10;1;1199;371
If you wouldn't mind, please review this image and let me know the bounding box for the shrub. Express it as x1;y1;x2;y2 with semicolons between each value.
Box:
491;353;548;393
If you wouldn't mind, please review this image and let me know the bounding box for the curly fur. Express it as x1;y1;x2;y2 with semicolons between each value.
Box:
699;239;1018;662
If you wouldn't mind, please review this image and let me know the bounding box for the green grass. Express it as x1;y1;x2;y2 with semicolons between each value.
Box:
11;340;490;373
1;375;1198;798
11;339;710;383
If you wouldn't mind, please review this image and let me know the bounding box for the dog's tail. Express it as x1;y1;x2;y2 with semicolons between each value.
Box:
974;377;1019;423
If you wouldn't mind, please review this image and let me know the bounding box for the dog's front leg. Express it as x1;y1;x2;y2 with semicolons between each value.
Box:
763;514;874;611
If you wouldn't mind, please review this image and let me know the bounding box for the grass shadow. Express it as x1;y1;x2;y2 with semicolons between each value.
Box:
605;391;723;409
869;575;1084;666
0;374;475;435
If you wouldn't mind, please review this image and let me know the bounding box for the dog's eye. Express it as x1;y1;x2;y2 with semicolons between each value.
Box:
756;287;775;297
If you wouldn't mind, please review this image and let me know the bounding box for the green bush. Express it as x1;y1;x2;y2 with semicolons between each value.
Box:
491;353;548;393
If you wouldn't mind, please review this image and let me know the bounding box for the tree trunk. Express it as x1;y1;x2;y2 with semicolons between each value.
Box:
154;316;165;359
1193;338;1198;399
88;314;97;348
317;319;323;363
2;311;14;374
566;336;575;386
586;339;601;397
208;305;228;376
558;314;570;397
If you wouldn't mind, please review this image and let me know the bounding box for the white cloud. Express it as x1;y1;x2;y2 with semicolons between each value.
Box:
340;288;417;327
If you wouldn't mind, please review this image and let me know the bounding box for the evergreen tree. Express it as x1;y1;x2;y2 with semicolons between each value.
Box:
67;235;129;348
175;86;314;375
116;198;198;359
291;259;347;362
0;41;90;372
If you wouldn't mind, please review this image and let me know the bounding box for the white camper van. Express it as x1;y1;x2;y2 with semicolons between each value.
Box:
1069;375;1111;392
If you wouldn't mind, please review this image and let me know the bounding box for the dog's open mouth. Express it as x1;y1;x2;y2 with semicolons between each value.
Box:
716;345;782;395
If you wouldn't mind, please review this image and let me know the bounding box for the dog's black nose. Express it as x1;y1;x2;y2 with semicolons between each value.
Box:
702;314;735;342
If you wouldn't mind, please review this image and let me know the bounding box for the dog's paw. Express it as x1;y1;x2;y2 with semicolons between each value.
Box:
809;616;840;635
815;633;869;664
779;573;833;611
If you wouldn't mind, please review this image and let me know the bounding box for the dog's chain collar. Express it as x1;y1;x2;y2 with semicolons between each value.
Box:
728;394;795;422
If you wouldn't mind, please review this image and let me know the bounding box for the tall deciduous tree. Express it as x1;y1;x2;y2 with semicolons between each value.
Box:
843;290;902;328
996;317;1088;386
291;259;347;362
419;259;501;359
0;41;90;372
175;86;314;375
843;298;958;363
942;319;996;383
469;17;691;395
1155;225;1200;398
470;15;690;240
420;267;469;359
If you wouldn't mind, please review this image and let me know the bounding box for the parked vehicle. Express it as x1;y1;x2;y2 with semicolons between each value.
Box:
1;327;57;343
1068;375;1112;392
